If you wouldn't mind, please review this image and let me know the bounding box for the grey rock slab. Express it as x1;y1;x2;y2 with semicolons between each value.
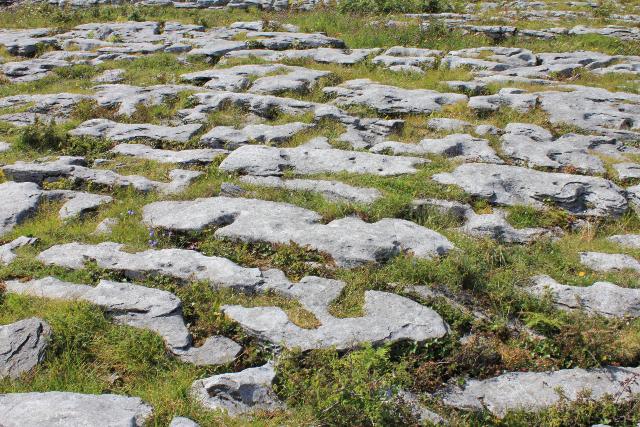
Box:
499;123;630;174
70;119;202;143
219;144;426;177
529;275;640;318
1;58;69;83
93;84;200;116
244;31;345;50
170;417;200;427
111;143;227;165
469;88;538;113
182;64;330;95
223;275;449;350
0;317;50;379
536;86;640;140
0;392;153;427
432;163;628;217
37;241;265;291
439;366;640;417
94;217;118;234
92;68;126;83
323;79;467;115
3;157;202;195
0;236;37;265
427;118;472;132
187;40;248;58
0;28;57;56
57;192;113;220
396;390;446;425
200;122;311;149
239;176;382;204
371;134;502;164
579;252;640;273
614;162;640;180
0;181;43;237
178;91;400;147
142;196;454;268
0;141;10;152
0;92;89;122
608;234;640;249
191;362;283;416
449;47;537;67
412;198;561;244
224;47;377;65
6;277;241;365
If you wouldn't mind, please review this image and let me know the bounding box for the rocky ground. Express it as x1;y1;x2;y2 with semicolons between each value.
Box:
0;0;639;425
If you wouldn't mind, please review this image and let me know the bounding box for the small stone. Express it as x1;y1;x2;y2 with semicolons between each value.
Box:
191;362;284;416
0;236;38;265
0;318;50;379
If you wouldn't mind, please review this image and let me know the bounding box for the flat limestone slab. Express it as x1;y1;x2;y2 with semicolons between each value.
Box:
528;275;640;318
0;392;153;427
219;145;426;177
223;275;449;350
432;163;627;217
37;242;265;291
142;197;454;268
440;366;640;418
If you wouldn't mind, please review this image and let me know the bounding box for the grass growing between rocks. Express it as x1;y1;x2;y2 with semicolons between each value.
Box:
2;3;640;426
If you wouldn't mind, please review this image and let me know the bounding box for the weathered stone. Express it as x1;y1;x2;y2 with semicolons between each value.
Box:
372;46;440;69
244;31;345;50
432;163;627;217
70;119;202;143
0;181;43;237
0;141;10;152
6;277;241;366
323;79;467;115
0;318;50;379
528;275;640;318
3;157;202;195
579;251;640;272
607;234;640;249
0;93;88;125
37;241;265;291
412;198;561;243
219;145;426;177
191;362;283;416
0;28;57;56
111;143;227;165
239;176;382;204
53;191;113;220
143;196;454;268
499;123;632;174
224;275;449;350
440;366;640;417
469;88;538;113
614;162;640;180
0;392;153;426
94;217;118;234
0;236;37;265
2;58;69;83
93;84;199;116
92;68;126;83
200;122;312;149
224;47;377;65
449;47;537;67
427;118;472;132
182;64;330;94
371;134;502;164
